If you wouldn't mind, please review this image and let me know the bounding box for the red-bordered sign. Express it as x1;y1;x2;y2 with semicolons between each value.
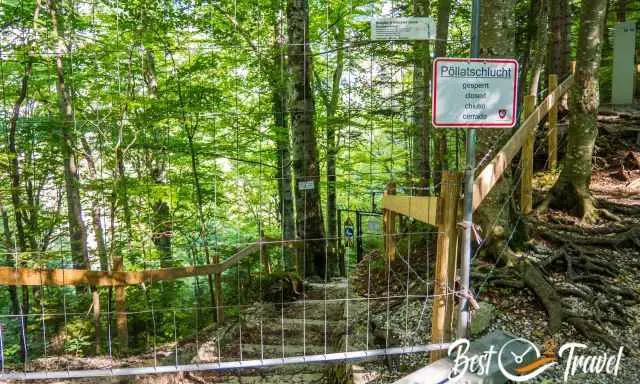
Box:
432;58;519;128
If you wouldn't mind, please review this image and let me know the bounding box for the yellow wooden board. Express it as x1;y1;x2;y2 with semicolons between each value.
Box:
381;195;440;225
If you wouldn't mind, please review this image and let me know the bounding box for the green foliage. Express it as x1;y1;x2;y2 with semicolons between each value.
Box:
62;320;93;357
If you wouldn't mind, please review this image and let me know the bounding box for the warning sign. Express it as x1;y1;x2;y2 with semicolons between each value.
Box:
371;17;435;41
432;58;519;128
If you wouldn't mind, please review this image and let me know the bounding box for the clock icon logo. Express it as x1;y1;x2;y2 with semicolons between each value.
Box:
498;338;558;382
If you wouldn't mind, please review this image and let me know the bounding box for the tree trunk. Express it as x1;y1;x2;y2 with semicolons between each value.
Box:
0;199;27;362
287;0;326;278
616;0;627;22
476;0;518;262
5;2;44;362
544;0;607;220
80;137;110;273
79;137;108;354
49;0;99;350
270;8;296;270
322;19;345;278
412;0;432;194
49;0;90;270
547;0;571;109
433;0;452;189
528;0;549;97
187;135;221;324
143;48;173;268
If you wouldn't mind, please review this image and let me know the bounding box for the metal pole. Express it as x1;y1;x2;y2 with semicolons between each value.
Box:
458;0;481;338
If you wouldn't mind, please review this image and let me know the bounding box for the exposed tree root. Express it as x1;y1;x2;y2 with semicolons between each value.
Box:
477;236;639;354
527;217;633;235
597;199;640;215
538;225;640;249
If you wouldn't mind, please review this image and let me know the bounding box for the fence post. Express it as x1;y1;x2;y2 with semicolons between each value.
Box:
548;74;559;169
430;171;462;362
521;95;537;215
113;257;128;354
383;183;397;274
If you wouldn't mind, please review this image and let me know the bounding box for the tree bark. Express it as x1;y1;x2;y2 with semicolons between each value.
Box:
476;0;517;262
49;0;99;351
320;17;344;278
270;7;296;270
616;0;627;22
528;0;549;97
49;0;90;270
412;0;432;194
547;0;571;110
287;0;327;278
0;198;27;362
544;0;607;220
433;0;452;189
80;136;108;354
5;1;43;361
143;48;173;268
187;134;221;323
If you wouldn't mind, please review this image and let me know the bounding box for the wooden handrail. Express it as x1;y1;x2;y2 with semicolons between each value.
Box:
0;241;269;287
472;75;573;211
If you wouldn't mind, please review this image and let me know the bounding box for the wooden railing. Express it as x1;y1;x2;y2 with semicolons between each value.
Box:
472;74;573;212
382;73;574;362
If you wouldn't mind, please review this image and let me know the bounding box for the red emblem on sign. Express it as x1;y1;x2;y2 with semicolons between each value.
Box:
498;109;507;119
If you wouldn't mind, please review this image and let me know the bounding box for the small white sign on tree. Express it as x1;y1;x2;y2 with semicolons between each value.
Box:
432;58;519;128
371;17;436;40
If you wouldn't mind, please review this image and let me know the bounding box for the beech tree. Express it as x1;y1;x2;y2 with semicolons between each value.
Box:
542;0;608;220
288;0;326;278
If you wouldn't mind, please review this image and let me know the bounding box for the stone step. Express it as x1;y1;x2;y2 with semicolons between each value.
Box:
207;372;326;384
303;281;349;301
278;300;345;321
233;319;339;346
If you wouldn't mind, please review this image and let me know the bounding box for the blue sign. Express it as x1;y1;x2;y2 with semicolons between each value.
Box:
345;226;354;238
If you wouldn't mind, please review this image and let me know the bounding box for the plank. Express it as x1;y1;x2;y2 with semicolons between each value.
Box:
0;243;261;287
430;172;462;362
472;75;573;211
381;195;439;225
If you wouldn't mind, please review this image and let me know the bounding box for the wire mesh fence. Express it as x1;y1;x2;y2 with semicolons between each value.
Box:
0;0;477;379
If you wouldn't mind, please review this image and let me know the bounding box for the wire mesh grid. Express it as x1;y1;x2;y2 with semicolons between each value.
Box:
0;0;477;380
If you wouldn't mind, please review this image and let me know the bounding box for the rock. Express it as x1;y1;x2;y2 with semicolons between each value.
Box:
470;301;495;338
191;339;219;363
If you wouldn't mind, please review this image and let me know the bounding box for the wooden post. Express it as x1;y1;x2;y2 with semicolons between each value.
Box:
113;257;128;354
571;60;576;75
383;183;397;273
430;171;462;362
548;74;559;169
520;95;536;215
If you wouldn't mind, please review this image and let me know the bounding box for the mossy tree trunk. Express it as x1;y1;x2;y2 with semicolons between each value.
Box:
544;0;607;220
433;0;452;190
270;5;296;270
411;0;432;194
475;0;517;263
287;0;327;278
